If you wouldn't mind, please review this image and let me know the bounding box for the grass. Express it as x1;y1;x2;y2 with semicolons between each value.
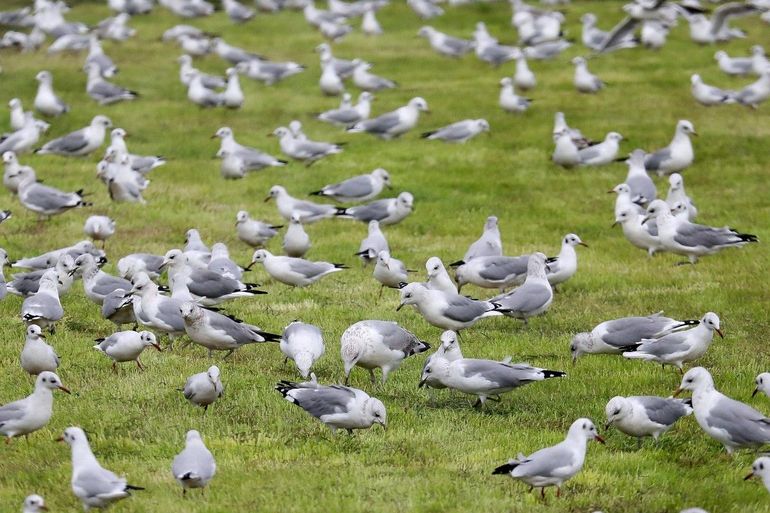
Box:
1;0;770;511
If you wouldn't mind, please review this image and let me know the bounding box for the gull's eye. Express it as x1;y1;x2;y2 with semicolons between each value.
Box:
570;345;576;352
614;409;621;415
686;378;693;383
582;422;587;429
425;368;431;373
433;266;439;271
761;463;765;470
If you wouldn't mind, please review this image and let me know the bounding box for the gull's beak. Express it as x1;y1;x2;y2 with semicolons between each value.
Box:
545;263;552;273
691;131;698;137
672;387;682;397
753;387;759;397
67;268;77;277
578;242;589;248
244;261;256;271
604;420;612;430
606;189;615;194
153;343;162;352
418;378;426;388
611;221;619;228
641;215;651;225
745;472;755;481
594;434;606;444
715;328;724;338
396;302;405;311
39;333;46;339
159;259;170;270
58;385;71;394
379;421;387;431
264;196;272;202
40;506;49;511
56;436;64;442
210;133;218;139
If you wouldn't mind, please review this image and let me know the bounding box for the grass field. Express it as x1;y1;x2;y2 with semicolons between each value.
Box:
1;0;770;511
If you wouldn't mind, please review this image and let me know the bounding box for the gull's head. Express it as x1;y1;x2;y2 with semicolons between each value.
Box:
355;60;372;71
569;332;592;363
177;54;192;65
214;126;232;139
2;151;17;164
397;282;426;310
675;367;712;395
39;269;59;289
690;74;702;85
754;372;770;397
185;228;201;244
366;398;387;429
289;211;302;224
372;167;390;187
9;98;21;109
266;185;286;202
397;192;414;210
408;97;429;112
499;77;513;88
186;429;202;443
747;456;770;483
439;329;460;356
35;70;51;82
563;233;587;248
642;200;670;224
207;365;221;383
571;56;586;66
604;396;631;429
92;115;113;129
60;427;87;447
211;242;228;258
37;371;69;394
700;312;722;337
627;148;646;166
476;119;490;132
751;45;766;57
74;252;98;271
569;418;604;444
417;26;434;38
580;13;596;25
139;331;161;351
611;183;631;195
425;256;445;278
23;495;47;513
179;301;199;320
27;324;45;340
606;132;623;143
251;249;269;265
315;42;330;54
236;210;250;224
671;201;689;218
359;91;374;103
272;127;290;138
161;249;186;270
367;219;381;234
613;208;634;227
677;120;696;136
111;127;127;139
226;67;238;77
714;50;727;61
289;120;303;134
528;251;548;275
484;216;499;231
376;250;391;267
668;173;684;190
129;272;152;295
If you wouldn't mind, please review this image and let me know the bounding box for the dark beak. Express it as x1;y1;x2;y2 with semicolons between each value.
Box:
396;303;405;311
611;221;619;228
753;387;760;397
672;387;682;397
594;434;605;444
153;343;162;352
641;215;651;225
418;378;426;388
58;385;71;394
264;196;272;202
604;421;611;430
715;328;724;338
745;472;755;481
578;242;589;248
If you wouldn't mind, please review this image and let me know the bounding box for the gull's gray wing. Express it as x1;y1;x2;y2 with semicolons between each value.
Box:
443;35;473;53
24;183;80;211
91;275;132;297
172;446;215;481
460;359;540;388
322;107;362;124
156;297;186;331
0;400;26;424
706;396;770;446
288;259;331;278
360;112;400;134
72;466;126;500
188;269;243;298
42;130;89;154
478;256;529;281
369;320;425;353
644;147;671;171
673;222;744;249
294;199;335;217
89;80;131;100
711;2;758;37
634;396;690;426
327;175;372;198
430;123;471;141
348;199;390;221
497;282;551;313
634;331;689;355
443;295;490;322
480;45;516;64
205;310;262;343
8;270;45;295
290;384;356;418
602;316;674;346
598;17;639;52
515;444;576;478
578;145;602;163
627;175;656;203
22;293;63;320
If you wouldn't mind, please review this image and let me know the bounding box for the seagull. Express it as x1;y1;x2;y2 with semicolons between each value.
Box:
419;337;565;407
317;91;373;127
249;249;346;287
35;115;112;156
641;19;670;49
513;51;537;90
22;495;48;513
492;418;604;498
21;270;64;332
348;97;429;139
236;59;305;85
605;395;692;444
498;76;532;114
455;216;503;264
84;215;116;247
310;168;390;203
643;199;757;264
207;243;243;280
552;130;580;168
0;118;48;156
265;185;342;223
733;70;770;109
578;132;622;165
222;0;255;22
686;4;758;44
572;56;604;93
8;99;29;131
545;234;588;286
523;39;571;60
336;192;413;225
341;319;429;384
280;321;325;378
417;26;474;57
129;272;186;343
235;211;281;248
275;378;387;433
623;312;724;371
553;111;592;149
454;253;529;292
666;173;697;220
424;256;457;294
283;213;311;258
407;0;443;19
187;72;225;107
20;325;60;376
754;373;770;399
33;71;69;116
356;220;389;265
101;288;136;327
581;12;637;51
181;366;224;412
176;34;212;57
570;312;698;362
14;167;91;219
177;55;225;88
180;301;280;358
643;120;696;176
84;63;137;105
397;282;506;331
352;61;397;91
690;74;734;106
622;149;657;205
60;426;144;509
491;252;553;323
674;367;770;454
74;253;132;305
172;430;217;495
223;67;244;109
421;119;489;143
271;126;343;166
93;330;161;371
361;7;382;35
212;127;286;171
373;250;412;293
715;49;753;75
211;38;264;64
13;241;103;271
315;43;356;77
7;255;75;298
746;456;770;493
1;372;69;442
319;54;345;96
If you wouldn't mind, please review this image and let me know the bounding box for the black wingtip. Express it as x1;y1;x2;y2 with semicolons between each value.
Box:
309;190;323;196
448;260;464;267
492;462;517;475
619;343;641;352
334;263;349;269
277;159;289;164
542;370;566;379
125;484;144;491
420;131;434;139
259;331;282;342
334;207;348;216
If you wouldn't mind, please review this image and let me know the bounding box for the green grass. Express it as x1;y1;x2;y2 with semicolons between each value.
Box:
1;1;770;511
